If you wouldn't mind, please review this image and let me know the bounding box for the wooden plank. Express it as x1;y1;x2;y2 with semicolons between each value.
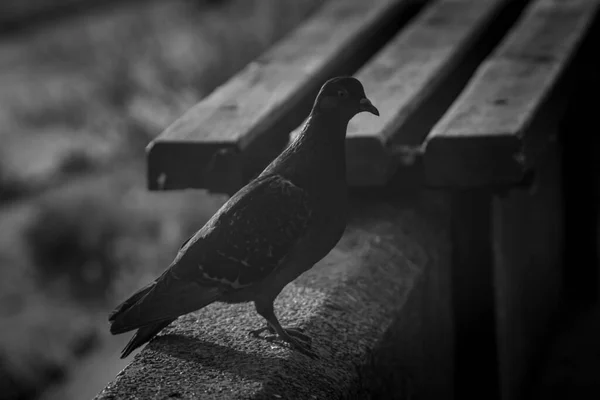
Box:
561;55;600;309
343;0;527;186
424;0;600;187
450;190;500;399
147;0;424;192
492;137;564;400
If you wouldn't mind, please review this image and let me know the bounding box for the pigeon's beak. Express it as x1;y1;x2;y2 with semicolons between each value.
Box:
359;98;379;116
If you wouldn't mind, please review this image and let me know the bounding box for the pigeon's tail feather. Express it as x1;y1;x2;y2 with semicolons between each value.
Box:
109;273;222;335
109;282;154;323
120;319;174;359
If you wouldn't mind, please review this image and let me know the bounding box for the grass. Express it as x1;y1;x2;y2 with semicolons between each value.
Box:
0;0;324;398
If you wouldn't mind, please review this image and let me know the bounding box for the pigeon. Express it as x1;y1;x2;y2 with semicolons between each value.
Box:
109;76;379;358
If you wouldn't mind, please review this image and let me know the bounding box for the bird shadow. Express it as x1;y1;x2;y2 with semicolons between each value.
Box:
147;333;315;381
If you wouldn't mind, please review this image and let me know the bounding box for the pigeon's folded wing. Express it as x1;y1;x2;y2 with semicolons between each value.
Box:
110;174;312;332
173;173;313;289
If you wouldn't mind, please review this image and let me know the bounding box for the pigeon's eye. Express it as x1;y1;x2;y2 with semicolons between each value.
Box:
337;89;348;98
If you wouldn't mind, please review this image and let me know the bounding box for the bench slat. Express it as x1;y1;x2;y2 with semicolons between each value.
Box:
344;0;521;186
424;0;600;187
147;0;423;192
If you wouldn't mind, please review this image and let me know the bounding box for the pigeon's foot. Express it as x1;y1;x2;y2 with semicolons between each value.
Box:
280;331;318;359
252;301;319;359
283;327;312;344
250;325;311;344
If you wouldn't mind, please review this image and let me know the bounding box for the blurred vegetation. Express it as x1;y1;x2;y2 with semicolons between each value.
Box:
27;194;141;301
0;0;324;399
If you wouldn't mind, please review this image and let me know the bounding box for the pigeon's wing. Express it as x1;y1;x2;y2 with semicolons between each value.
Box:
109;174;311;332
109;272;222;334
173;173;313;289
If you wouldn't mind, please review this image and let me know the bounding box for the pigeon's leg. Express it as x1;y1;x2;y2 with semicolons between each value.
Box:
253;300;317;358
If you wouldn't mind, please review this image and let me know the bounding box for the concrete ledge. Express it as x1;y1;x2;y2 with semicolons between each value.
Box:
96;191;451;399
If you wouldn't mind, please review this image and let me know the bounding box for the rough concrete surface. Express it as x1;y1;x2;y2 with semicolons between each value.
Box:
95;192;448;400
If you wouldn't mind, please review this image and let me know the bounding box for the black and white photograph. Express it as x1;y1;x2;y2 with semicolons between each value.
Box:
0;0;599;399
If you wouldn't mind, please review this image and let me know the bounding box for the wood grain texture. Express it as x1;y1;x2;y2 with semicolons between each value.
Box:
424;0;600;187
492;138;564;400
345;0;516;186
147;0;423;191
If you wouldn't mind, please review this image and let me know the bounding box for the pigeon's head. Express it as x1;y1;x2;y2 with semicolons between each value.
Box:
314;76;379;119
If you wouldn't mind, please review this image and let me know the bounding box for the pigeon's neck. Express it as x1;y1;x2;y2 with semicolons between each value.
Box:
266;112;348;187
294;112;349;150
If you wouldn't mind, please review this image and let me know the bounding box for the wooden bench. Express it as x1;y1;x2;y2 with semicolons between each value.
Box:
98;0;600;399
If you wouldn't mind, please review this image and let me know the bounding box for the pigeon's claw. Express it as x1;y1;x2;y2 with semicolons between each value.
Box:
284;334;319;359
283;327;311;344
250;325;312;344
249;325;272;338
268;327;317;358
253;301;318;358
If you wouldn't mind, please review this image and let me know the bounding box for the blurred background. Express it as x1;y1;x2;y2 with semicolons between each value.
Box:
3;1;600;400
0;1;324;399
